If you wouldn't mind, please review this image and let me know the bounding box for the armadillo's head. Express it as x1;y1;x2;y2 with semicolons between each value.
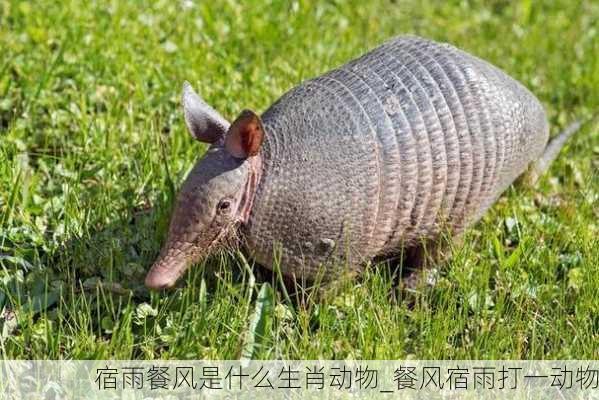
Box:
145;82;264;290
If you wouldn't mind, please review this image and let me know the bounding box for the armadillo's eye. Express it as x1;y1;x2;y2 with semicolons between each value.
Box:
217;199;231;213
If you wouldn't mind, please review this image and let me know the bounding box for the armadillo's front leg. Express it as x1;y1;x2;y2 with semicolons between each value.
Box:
281;267;360;304
401;236;462;290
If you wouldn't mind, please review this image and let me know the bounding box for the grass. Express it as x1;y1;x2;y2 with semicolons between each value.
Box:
0;0;597;360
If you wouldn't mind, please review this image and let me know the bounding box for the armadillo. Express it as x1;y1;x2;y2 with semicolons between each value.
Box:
145;35;580;290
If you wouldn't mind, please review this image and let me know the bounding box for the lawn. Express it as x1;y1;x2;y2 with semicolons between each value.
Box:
0;0;597;360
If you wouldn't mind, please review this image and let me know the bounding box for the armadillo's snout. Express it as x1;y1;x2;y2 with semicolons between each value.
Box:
145;254;190;291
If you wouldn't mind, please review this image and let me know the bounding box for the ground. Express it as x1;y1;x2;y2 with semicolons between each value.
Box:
0;0;597;359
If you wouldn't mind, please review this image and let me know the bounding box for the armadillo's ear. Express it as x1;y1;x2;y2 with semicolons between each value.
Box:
225;110;265;158
182;81;230;143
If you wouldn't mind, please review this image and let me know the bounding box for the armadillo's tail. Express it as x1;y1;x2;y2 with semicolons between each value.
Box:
528;111;598;184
